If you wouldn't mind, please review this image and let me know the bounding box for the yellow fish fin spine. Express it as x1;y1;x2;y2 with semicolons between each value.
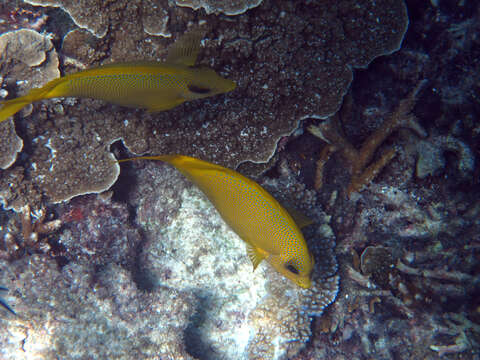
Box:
0;77;65;123
246;244;267;270
117;155;205;181
166;28;206;66
117;155;178;164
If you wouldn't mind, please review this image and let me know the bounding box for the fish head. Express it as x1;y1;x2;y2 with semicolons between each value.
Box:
267;250;315;289
184;65;236;100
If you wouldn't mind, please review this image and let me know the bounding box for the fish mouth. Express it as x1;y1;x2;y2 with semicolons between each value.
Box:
296;276;312;289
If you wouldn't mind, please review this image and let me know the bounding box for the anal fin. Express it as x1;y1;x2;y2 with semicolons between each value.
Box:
147;97;185;112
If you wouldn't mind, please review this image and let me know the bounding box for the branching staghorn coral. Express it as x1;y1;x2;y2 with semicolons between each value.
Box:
308;81;428;197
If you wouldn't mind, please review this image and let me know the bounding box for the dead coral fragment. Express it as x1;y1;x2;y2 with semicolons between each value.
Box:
430;313;480;357
308;81;428;197
415;134;475;179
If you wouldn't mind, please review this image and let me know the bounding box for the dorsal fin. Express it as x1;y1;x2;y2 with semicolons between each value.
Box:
166;28;205;66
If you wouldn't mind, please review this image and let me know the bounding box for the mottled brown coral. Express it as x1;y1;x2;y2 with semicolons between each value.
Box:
0;0;408;206
0;120;22;169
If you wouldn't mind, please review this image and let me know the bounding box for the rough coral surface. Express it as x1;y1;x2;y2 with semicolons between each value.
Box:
286;1;480;359
57;193;142;267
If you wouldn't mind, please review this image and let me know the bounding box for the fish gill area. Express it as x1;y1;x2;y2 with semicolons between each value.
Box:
0;0;479;359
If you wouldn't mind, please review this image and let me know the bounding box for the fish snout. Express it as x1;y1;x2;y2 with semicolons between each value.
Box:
296;276;312;289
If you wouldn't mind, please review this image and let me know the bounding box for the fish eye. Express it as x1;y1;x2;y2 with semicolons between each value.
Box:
188;84;211;94
285;263;299;275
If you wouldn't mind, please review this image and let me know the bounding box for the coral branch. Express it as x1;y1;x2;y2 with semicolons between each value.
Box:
396;260;475;283
308;81;428;197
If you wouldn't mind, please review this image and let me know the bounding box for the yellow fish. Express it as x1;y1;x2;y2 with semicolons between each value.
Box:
0;29;236;123
119;155;315;288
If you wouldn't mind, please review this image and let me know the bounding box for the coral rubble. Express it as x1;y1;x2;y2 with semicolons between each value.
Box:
289;1;480;359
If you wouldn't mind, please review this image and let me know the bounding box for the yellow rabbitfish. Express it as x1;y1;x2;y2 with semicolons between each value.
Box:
119;155;315;288
0;29;236;123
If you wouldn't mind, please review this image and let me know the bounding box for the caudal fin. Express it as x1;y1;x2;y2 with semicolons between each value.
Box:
0;97;32;123
0;78;63;123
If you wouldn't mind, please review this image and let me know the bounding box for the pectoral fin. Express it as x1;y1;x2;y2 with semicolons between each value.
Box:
247;244;267;270
166;28;205;66
286;206;313;228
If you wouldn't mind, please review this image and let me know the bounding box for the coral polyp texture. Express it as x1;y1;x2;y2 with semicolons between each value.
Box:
0;28;59;169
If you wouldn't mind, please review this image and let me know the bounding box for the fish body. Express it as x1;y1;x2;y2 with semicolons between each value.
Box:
0;29;236;123
120;155;314;288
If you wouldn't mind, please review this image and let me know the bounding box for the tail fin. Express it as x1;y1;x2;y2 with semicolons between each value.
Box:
0;97;32;123
0;78;62;123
